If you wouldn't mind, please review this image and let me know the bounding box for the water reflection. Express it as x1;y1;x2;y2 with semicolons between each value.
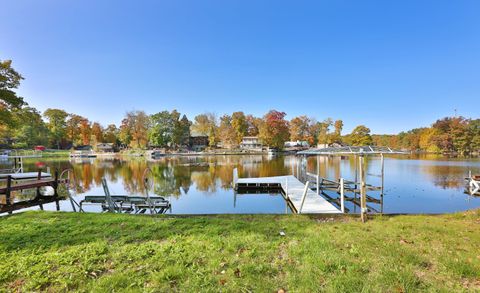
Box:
8;154;480;214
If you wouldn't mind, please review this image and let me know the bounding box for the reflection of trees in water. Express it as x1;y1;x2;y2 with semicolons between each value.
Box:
191;169;216;193
15;155;478;201
150;162;193;198
421;165;467;190
17;155;382;197
119;160;148;195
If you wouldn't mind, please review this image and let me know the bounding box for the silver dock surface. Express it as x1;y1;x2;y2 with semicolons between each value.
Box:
0;172;52;181
235;175;341;214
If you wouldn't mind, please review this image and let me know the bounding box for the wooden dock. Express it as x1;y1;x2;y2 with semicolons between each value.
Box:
235;175;341;214
0;171;64;214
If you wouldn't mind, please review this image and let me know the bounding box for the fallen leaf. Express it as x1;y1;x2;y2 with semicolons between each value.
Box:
399;239;413;245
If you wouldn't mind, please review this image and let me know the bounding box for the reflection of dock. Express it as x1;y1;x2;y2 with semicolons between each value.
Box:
234;174;341;214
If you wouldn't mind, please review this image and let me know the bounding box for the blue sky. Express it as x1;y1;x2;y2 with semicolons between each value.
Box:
1;0;479;134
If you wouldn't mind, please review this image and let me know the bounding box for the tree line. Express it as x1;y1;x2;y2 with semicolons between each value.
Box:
1;59;479;154
373;117;480;155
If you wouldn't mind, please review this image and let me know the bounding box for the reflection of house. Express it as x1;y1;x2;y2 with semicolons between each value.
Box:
189;135;209;151
285;140;309;148
96;143;115;153
240;136;262;150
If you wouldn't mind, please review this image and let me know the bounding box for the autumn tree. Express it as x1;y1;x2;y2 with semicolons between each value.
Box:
91;122;104;143
330;119;343;144
289;116;311;142
104;124;119;144
192;113;218;147
43;108;68;149
218;114;237;148
430;117;470;154
120;111;149;149
66;114;84;144
231;111;248;145
258;110;289;149
468;119;480;153
317;118;333;146
79;118;91;145
245;114;262;136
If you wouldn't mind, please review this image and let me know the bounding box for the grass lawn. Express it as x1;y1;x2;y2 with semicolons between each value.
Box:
40;150;71;158
0;211;479;292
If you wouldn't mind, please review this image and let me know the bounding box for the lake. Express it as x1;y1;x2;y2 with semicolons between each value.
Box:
3;154;480;214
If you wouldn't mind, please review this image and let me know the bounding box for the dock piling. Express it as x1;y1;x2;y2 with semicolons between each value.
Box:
5;175;12;206
340;178;345;213
299;181;310;213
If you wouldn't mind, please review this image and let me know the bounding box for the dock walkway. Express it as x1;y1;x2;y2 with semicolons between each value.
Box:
235;175;341;214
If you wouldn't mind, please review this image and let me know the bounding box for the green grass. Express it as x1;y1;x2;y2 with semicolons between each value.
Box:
40;150;71;158
0;211;479;292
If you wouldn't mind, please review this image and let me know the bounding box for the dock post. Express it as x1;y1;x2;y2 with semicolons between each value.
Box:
340;178;345;213
53;170;59;199
5;175;12;206
54;170;60;211
285;178;288;199
296;158;299;179
380;153;385;198
232;168;238;188
359;156;367;222
36;169;42;199
299;181;310;213
316;155;320;195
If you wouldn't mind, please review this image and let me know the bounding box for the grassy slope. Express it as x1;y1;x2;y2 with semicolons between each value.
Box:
0;211;479;292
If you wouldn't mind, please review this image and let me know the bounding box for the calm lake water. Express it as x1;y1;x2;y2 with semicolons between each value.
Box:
3;154;480;214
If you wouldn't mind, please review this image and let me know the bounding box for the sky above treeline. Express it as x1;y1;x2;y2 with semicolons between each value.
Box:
1;0;479;134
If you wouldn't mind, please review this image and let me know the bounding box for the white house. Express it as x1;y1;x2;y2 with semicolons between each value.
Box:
240;136;262;150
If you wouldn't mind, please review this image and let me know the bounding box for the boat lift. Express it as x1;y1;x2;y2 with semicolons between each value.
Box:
297;146;407;222
465;171;480;196
72;168;171;214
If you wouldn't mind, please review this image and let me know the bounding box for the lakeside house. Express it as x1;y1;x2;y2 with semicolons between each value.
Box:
96;143;115;153
240;136;262;151
189;134;209;151
71;145;95;158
